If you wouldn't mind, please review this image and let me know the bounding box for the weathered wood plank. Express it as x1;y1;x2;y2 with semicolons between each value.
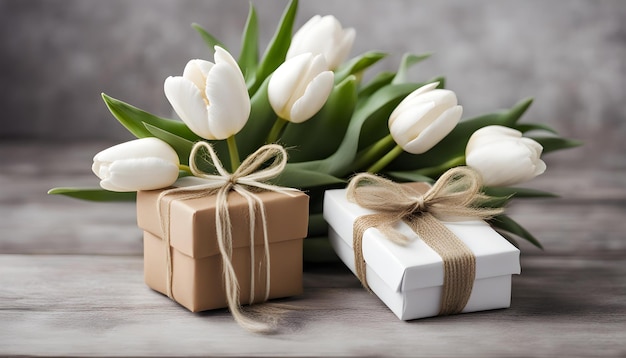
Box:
1;254;625;357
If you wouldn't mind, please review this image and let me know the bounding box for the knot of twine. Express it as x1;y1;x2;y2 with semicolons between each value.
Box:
346;166;502;315
157;142;298;333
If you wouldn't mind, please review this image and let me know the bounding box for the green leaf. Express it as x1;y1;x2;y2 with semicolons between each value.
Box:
275;164;345;189
392;53;432;84
502;97;533;126
490;214;543;249
280;76;358;162
250;0;298;95
48;188;136;202
236;76;275;158
239;3;259;81
530;136;583;153
483;186;560;199
358;71;396;99
334;51;387;84
514;122;558;134
143;123;195;165
191;23;227;52
289;82;420;177
384;170;435;184
102;94;200;142
477;195;511;209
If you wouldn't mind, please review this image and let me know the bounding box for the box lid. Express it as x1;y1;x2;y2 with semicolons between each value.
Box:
137;178;309;259
323;186;520;293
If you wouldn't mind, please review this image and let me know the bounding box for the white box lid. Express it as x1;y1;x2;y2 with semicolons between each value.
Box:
323;188;520;293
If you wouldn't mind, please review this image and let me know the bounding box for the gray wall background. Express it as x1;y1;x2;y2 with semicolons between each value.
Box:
1;0;624;168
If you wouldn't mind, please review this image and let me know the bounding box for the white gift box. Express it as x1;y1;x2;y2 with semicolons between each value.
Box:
323;186;521;320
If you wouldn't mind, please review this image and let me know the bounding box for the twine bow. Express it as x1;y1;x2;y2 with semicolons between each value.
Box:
157;142;298;333
346;166;502;315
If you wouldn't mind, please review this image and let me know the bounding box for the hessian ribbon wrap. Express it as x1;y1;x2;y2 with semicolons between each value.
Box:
156;142;299;333
345;166;503;316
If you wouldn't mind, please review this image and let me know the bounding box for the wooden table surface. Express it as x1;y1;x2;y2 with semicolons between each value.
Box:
1;142;625;357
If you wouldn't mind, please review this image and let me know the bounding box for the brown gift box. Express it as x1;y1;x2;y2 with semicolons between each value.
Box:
136;188;309;312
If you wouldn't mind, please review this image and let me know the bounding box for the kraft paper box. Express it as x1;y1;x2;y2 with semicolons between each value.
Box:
323;184;520;320
137;186;309;312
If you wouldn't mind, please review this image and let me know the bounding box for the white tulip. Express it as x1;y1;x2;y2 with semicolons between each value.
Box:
465;125;547;187
92;138;180;192
286;15;356;70
164;46;250;140
268;53;334;123
388;82;463;154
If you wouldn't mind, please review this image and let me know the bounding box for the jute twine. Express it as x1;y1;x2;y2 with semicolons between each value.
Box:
346;167;502;315
156;142;299;333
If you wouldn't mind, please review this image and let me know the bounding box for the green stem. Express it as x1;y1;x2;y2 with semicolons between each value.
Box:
351;134;396;172
367;144;405;173
178;164;192;173
414;155;466;178
226;135;240;171
266;117;289;144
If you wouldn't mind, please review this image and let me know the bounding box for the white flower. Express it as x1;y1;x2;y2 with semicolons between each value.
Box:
388;82;463;154
92;138;180;192
164;46;250;140
465;125;547;187
268;53;334;123
286;15;356;70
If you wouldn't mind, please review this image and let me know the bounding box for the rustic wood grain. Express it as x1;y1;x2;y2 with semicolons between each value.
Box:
0;254;624;357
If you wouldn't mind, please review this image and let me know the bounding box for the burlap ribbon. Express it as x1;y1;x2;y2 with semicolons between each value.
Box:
156;142;298;333
346;167;502;315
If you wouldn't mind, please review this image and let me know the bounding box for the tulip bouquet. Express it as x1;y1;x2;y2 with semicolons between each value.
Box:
49;0;580;259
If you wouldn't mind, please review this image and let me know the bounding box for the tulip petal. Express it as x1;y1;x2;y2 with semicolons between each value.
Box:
520;137;544;158
213;46;243;74
466;125;523;155
287;15;355;70
289;70;334;123
287;15;321;60
403;105;462;154
99;179;129;192
393;82;439;114
467;140;544;187
205;61;250;139
268;53;313;118
331;27;356;69
310;16;342;65
416;89;457;108
306;53;331;80
289;16;321;49
534;158;547;176
389;101;436;145
93;137;179;164
104;158;179;191
182;59;214;92
164;76;212;139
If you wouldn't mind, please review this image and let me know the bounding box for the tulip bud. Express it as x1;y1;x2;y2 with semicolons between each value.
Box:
164;46;250;140
268;53;334;123
465;125;547;187
286;15;356;70
92;138;180;192
388;82;463;154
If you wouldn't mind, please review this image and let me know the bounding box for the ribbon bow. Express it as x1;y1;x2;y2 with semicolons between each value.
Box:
157;142;298;333
346;167;502;315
